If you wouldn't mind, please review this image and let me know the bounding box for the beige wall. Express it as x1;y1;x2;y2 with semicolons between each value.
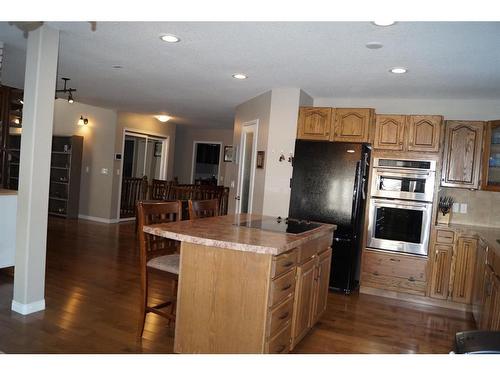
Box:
109;112;177;219
225;90;272;215
440;187;500;227
173;127;233;185
262;89;313;217
53;99;118;220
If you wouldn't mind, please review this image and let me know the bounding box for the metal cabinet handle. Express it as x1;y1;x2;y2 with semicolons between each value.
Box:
278;311;290;320
408;276;416;282
283;261;294;268
389;258;401;262
281;284;292;291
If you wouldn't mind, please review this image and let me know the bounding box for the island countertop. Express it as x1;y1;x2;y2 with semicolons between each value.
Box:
143;214;336;255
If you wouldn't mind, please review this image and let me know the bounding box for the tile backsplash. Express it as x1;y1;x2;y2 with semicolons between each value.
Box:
439;187;500;227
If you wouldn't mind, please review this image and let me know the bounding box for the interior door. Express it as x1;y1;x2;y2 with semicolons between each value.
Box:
236;121;258;214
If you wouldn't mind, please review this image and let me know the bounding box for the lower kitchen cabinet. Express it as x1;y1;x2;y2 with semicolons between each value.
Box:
291;246;332;349
472;239;488;325
429;244;453;300
481;266;500;330
451;237;477;304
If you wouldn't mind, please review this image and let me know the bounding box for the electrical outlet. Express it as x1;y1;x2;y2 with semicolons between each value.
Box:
230;180;235;188
452;203;460;213
460;203;468;214
85;166;90;173
101;168;109;175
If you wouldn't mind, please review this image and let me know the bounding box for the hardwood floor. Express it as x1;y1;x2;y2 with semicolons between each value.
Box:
0;218;475;354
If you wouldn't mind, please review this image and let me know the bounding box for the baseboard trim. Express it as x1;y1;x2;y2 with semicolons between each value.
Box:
11;299;46;315
78;214;120;224
359;286;472;313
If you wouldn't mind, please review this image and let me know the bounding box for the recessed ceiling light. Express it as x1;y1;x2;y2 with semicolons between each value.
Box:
232;73;248;80
112;65;123;69
366;42;383;49
390;67;408;74
155;115;172;122
160;34;180;43
373;21;396;27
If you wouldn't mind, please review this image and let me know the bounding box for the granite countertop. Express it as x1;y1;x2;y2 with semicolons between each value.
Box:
0;189;17;196
143;214;336;255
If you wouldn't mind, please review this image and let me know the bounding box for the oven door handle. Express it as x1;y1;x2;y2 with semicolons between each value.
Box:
371;199;430;209
374;169;432;178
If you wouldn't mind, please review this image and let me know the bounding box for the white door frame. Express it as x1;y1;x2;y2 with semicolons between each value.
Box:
236;119;259;214
116;128;170;221
190;141;223;184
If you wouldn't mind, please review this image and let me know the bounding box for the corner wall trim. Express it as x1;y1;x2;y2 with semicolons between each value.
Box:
11;299;46;315
78;214;120;224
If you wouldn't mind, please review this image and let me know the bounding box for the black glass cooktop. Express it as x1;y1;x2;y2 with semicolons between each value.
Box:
234;217;321;235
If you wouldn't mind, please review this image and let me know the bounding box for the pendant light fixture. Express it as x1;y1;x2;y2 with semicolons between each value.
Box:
56;77;77;104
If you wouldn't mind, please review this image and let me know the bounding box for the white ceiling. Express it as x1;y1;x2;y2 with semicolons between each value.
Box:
0;22;499;128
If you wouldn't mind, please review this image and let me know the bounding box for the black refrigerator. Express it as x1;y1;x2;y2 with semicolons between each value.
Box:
289;140;371;294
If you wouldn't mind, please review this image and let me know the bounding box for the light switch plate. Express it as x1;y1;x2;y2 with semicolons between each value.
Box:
460;203;468;214
452;203;460;213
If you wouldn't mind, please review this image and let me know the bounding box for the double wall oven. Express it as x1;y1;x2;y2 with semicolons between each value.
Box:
367;158;436;256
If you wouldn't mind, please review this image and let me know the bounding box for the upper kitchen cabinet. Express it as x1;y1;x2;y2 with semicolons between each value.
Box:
407;115;443;153
373;114;442;152
373;115;406;151
330;108;374;143
441;120;484;189
481;120;500;191
296;107;333;141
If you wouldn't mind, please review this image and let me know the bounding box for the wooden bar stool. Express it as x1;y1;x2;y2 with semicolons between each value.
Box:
136;200;182;338
188;198;219;220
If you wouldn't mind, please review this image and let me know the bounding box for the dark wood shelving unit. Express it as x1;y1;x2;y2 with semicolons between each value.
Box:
6;134;84;219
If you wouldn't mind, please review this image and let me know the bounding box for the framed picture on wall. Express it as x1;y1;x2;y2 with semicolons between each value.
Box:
256;151;265;169
224;146;233;162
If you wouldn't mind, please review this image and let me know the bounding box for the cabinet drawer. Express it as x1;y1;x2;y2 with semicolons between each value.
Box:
361;271;427;296
271;250;298;279
266;323;291;354
267;296;294;338
362;250;427;282
269;269;296;307
297;234;332;264
436;230;455;244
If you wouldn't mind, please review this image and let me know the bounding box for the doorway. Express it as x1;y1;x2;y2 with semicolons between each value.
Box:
191;142;222;185
236;120;259;214
119;131;168;218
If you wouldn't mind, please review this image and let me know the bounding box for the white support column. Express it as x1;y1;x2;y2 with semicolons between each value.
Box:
11;25;59;315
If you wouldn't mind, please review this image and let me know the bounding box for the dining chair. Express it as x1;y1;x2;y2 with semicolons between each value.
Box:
188;198;220;220
136;200;182;338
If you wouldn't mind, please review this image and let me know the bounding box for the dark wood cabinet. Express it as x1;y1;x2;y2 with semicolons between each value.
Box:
441;120;484;189
331;108;374;143
481;120;500;191
296;107;332;141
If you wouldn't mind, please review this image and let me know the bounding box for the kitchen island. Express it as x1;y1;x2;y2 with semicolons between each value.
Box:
144;214;335;353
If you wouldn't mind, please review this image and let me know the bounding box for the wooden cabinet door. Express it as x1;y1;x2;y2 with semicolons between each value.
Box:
373;115;406;151
479;266;495;331
296;107;332;141
451;237;477;304
331;108;373;143
472;240;488;326
481;120;500;191
311;248;332;325
407;115;443;153
441;121;484;189
291;257;317;346
489;275;500;330
429;244;453;300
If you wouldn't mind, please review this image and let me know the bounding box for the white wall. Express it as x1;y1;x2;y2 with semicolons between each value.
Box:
53;99;118;220
262;89;313;216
